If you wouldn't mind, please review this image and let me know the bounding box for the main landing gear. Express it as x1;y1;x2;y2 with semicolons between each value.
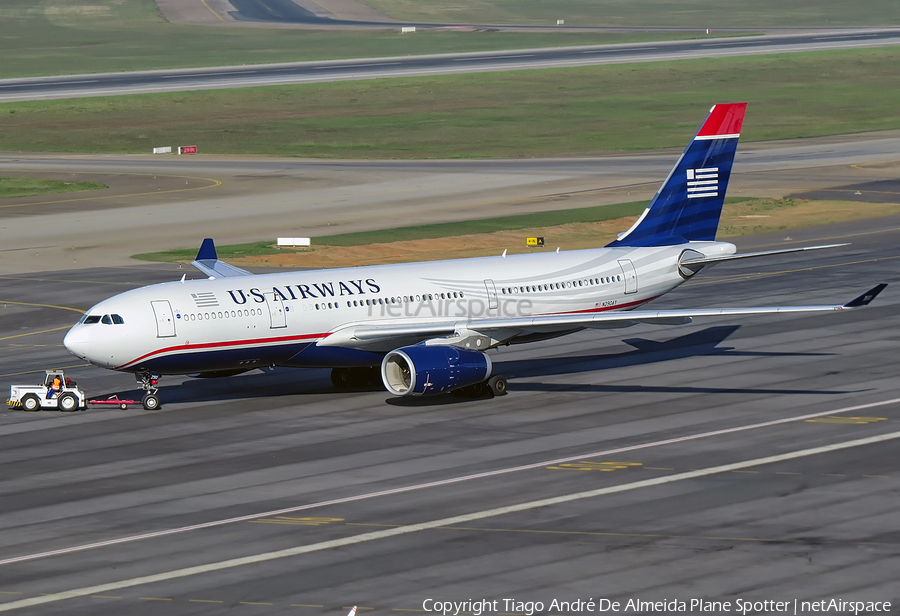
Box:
451;375;508;399
136;372;162;410
331;366;381;389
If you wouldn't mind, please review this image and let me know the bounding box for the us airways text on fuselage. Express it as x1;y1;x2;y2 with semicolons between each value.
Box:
227;278;381;304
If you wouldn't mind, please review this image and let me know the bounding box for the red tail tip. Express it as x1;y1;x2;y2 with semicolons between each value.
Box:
697;102;747;137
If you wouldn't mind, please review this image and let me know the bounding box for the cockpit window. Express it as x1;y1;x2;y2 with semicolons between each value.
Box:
111;314;124;324
82;315;101;324
101;315;113;325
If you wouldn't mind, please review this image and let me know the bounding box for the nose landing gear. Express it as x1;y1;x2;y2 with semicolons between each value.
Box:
136;372;162;410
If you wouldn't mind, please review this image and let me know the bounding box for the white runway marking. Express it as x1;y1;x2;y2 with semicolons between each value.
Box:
1;396;898;568
2;429;898;612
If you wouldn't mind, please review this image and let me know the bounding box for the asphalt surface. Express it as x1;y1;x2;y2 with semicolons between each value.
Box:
1;218;899;614
1;133;900;613
2;30;900;102
791;179;900;204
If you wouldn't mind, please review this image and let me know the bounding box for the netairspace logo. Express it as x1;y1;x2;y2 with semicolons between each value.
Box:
421;598;892;615
362;297;535;320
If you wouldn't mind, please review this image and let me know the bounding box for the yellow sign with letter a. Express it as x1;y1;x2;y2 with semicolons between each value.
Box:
526;237;545;247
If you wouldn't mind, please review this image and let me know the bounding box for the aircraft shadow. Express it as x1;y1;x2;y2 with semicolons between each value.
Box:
89;367;337;407
495;325;832;378
388;326;854;406
85;326;850;408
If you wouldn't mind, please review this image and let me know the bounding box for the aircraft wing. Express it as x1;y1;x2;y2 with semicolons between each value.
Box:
321;284;887;350
191;238;254;278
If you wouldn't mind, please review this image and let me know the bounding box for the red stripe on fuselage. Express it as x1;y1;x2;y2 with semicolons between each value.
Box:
538;295;660;316
116;296;661;370
115;331;329;370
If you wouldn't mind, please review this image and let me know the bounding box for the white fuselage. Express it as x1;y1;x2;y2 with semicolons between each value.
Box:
63;241;735;374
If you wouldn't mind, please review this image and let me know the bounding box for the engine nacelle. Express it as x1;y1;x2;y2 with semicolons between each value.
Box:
381;345;492;396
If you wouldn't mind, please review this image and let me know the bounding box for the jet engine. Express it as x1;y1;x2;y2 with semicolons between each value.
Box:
381;345;492;396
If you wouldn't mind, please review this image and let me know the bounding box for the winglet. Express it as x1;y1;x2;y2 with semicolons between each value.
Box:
196;238;217;261
843;283;887;308
347;608;358;616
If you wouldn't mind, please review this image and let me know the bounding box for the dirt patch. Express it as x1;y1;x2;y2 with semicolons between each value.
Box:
294;0;398;22
234;199;900;269
155;0;235;25
154;0;396;26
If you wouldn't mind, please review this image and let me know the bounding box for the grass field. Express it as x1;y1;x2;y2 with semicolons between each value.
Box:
0;0;703;79
364;0;900;27
3;0;894;80
0;177;107;199
2;47;899;158
134;197;900;268
134;199;654;261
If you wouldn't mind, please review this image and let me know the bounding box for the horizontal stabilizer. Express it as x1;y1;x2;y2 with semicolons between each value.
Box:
191;238;254;278
681;243;849;267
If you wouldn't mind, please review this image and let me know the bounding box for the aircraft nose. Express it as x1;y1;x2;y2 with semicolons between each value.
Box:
63;327;90;360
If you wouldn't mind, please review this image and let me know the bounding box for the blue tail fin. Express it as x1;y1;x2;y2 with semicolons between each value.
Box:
607;103;747;247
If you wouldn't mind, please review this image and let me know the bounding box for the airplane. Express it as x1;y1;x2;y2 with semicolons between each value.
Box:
62;103;886;409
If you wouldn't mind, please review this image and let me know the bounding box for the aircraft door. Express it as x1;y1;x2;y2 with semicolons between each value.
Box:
265;293;287;329
150;300;177;338
618;259;638;294
484;279;498;310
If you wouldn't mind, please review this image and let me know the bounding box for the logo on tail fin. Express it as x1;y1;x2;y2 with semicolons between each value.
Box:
686;167;719;198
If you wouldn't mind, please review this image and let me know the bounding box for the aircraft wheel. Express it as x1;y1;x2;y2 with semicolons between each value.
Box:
487;375;508;396
331;367;352;389
58;392;79;412
142;393;161;410
21;394;41;412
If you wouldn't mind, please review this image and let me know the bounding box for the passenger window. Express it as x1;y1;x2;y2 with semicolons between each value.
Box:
101;315;113;324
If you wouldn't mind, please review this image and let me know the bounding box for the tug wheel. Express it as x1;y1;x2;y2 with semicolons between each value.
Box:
58;393;79;412
21;394;41;412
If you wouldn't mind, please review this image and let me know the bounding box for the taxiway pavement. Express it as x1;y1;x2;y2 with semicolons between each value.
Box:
0;217;899;614
2;130;900;273
2;30;899;102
